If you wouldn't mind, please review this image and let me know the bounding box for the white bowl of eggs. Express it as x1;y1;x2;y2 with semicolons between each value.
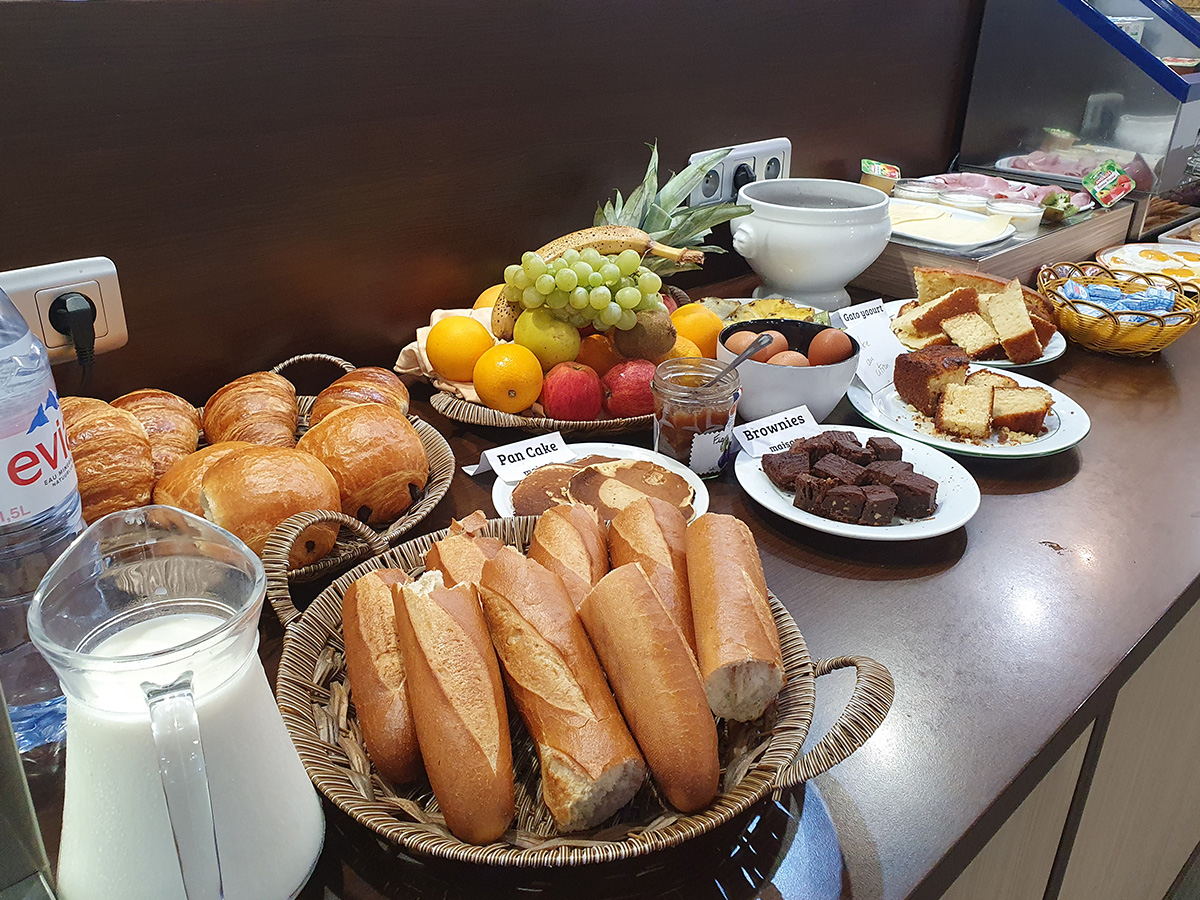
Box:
717;319;859;422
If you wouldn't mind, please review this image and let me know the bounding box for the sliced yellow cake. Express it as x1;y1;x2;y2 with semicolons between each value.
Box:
935;383;993;439
940;313;1004;360
986;280;1042;364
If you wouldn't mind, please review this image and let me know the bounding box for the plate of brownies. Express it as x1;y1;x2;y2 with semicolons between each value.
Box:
734;426;980;541
846;346;1090;459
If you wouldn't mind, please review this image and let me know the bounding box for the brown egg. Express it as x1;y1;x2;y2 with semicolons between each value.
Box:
724;329;790;362
807;328;854;366
723;330;758;356
767;350;809;366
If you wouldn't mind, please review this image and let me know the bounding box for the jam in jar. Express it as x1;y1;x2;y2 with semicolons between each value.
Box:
651;358;740;477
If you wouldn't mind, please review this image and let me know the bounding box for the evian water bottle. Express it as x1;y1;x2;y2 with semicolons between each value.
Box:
0;286;83;775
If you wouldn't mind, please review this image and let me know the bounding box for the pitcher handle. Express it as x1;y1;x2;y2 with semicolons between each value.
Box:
142;673;224;900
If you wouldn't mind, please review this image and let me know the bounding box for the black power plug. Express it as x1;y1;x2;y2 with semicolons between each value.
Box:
48;291;97;388
732;162;756;194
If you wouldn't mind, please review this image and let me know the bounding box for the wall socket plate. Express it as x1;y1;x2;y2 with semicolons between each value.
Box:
688;137;792;207
0;257;127;365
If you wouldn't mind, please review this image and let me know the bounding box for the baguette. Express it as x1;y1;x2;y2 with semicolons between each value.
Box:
578;563;718;814
341;569;422;786
686;513;784;722
478;547;644;831
424;511;504;587
526;504;608;608
392;571;514;844
607;497;694;654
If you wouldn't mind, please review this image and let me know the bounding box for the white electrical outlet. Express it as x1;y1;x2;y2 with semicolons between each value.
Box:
0;257;126;365
688;138;792;207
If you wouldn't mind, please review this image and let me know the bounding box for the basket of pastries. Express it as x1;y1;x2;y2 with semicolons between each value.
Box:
265;505;893;865
59;353;454;583
1037;263;1200;356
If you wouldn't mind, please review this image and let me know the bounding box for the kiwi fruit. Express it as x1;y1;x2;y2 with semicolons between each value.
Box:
612;310;677;360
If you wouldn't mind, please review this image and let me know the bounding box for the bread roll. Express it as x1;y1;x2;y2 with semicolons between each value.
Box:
342;568;422;785
392;571;514;845
199;446;340;568
295;404;428;525
202;372;298;448
685;513;784;722
526;505;608;608
110;389;201;480
478;547;644;831
424;511;504;587
60;397;154;524
578;563;718;813
309;367;410;427
608;497;694;654
152;441;255;516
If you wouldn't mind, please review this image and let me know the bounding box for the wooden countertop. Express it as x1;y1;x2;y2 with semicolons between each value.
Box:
32;327;1200;900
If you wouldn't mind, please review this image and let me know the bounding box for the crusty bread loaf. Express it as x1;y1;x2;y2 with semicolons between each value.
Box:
295;404;428;525
202;372;298;448
478;547;644;831
685;513;785;723
392;571;514;845
152;441;255;516
423;511;504;587
309;367;410;427
578;563;718;814
607;497;695;654
60;396;154;524
198;446;340;567
342;569;422;785
110;389;200;479
527;504;608;608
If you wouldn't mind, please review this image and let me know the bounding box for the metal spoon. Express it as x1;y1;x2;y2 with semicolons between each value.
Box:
704;332;776;386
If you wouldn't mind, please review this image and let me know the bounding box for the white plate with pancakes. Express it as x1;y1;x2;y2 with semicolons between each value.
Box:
492;441;710;521
846;366;1090;459
883;299;1066;367
734;425;980;541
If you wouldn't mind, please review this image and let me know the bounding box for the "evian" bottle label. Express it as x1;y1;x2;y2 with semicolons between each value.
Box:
0;389;78;526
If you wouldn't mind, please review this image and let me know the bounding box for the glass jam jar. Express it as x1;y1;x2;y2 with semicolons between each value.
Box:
651;358;740;478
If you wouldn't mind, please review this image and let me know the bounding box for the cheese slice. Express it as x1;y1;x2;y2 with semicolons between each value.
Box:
889;205;952;225
894;214;1011;245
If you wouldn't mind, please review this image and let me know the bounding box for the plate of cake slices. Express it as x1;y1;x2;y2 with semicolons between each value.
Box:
885;268;1065;367
846;348;1090;459
492;441;709;522
734;426;980;541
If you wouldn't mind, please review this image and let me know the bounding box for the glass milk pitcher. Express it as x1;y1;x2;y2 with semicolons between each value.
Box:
28;506;324;900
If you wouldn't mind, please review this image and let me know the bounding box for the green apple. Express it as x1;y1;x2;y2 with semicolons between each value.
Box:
513;308;581;371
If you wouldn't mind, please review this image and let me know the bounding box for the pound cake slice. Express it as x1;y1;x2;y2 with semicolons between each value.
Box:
892;288;981;336
965;369;1019;390
986;280;1043;364
940;313;1005;360
914;267;1009;305
991;386;1053;434
935;383;993;439
893;345;970;416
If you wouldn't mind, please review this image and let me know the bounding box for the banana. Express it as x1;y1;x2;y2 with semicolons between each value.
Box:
490;295;521;341
535;225;705;267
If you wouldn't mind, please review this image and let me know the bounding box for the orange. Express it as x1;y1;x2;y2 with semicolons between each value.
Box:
473;284;504;309
473;343;543;414
655;335;702;363
574;333;624;377
426;316;495;383
670;304;724;358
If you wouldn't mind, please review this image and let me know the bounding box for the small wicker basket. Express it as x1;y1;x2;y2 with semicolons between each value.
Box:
431;390;652;435
1036;263;1200;356
264;513;894;868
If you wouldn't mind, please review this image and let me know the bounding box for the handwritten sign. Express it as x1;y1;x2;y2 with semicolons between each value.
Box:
462;431;576;483
832;299;904;393
734;405;815;458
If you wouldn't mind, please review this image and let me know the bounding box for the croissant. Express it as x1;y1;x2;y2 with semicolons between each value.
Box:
296;404;428;525
153;441;255;517
111;389;201;480
308;367;410;427
60;396;155;524
202;372;297;448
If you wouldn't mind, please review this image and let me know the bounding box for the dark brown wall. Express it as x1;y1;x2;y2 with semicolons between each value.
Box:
1;0;983;403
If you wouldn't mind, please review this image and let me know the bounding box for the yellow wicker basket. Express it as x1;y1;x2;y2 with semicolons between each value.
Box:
1036;263;1200;356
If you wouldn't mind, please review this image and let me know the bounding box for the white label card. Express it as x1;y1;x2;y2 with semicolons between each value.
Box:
832;299;905;393
463;431;577;483
733;405;816;458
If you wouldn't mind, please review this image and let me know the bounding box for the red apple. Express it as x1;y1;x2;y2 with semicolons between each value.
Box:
660;292;678;314
540;362;603;421
602;359;657;418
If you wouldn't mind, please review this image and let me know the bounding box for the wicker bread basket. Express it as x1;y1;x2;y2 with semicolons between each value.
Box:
1036;263;1200;356
264;512;894;867
431;390;652;435
200;354;456;582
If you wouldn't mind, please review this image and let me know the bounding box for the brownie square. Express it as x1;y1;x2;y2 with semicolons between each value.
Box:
761;451;809;491
863;460;914;485
794;474;836;512
798;433;836;464
819;485;866;523
823;430;859;445
833;439;875;467
892;471;939;518
858;485;899;526
811;453;867;486
866;436;903;461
